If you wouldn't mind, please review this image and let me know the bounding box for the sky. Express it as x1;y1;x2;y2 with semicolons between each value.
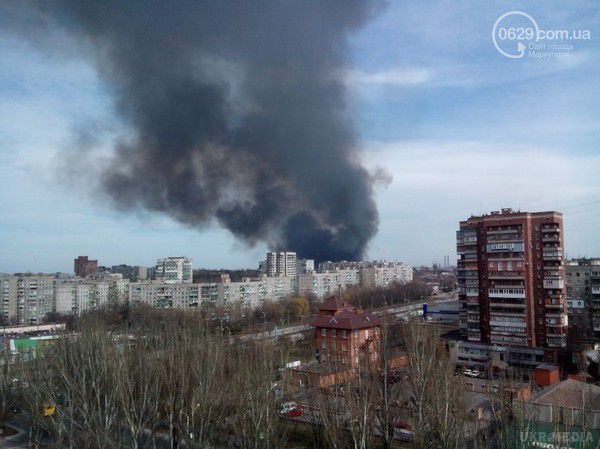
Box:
1;1;599;272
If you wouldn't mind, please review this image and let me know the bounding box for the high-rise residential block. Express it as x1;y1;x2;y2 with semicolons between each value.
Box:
359;261;413;289
110;264;149;282
457;209;567;351
297;259;315;276
266;251;297;277
55;274;130;316
0;275;18;324
14;275;55;325
74;256;98;277
154;257;193;283
566;258;600;339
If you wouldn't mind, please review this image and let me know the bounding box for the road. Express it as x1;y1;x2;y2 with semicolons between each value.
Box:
237;292;458;342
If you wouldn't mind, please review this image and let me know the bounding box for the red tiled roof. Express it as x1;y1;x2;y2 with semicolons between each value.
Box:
310;309;380;330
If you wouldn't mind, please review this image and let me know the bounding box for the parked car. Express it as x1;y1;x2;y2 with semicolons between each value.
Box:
279;401;297;415
464;369;481;378
287;408;304;418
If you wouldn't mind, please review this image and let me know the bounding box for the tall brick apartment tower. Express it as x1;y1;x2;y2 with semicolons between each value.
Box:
457;209;567;351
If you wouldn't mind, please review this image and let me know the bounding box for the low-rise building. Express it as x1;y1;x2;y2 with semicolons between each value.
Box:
448;339;545;376
515;379;600;444
287;297;407;389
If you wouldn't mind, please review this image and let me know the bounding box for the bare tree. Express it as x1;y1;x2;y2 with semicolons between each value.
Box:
0;346;19;433
228;341;288;449
403;322;467;449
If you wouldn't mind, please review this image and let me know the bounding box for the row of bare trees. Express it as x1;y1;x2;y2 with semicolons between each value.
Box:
6;308;589;449
2;316;291;449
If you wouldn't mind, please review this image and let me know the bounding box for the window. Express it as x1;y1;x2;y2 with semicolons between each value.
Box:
342;330;348;339
321;341;326;350
365;329;369;339
332;329;337;337
321;328;326;337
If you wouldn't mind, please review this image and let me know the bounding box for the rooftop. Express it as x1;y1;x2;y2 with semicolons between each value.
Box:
531;379;600;410
310;309;380;330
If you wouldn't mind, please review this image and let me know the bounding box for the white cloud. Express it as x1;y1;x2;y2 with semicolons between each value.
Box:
362;139;600;264
346;67;432;86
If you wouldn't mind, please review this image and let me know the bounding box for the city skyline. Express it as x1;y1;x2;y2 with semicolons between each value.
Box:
1;1;599;272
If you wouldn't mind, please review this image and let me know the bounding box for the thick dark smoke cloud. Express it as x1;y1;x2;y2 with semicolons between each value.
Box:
12;1;382;262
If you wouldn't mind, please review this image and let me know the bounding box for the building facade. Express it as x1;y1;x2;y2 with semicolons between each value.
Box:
457;209;567;350
110;264;149;282
360;261;413;288
74;256;98;278
298;269;361;299
130;282;200;308
310;298;381;368
154;257;193;283
0;275;18;324
566;258;600;339
55;275;130;316
266;251;297;277
10;275;55;325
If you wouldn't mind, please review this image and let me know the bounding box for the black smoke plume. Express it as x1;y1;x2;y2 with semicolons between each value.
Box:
8;1;382;262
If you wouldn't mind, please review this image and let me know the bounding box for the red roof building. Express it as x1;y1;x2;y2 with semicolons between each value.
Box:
309;297;381;369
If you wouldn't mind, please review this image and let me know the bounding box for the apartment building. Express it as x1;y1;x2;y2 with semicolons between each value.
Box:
74;256;98;277
457;209;567;350
297;259;315;276
448;339;545;374
110;264;149;282
360;261;413;288
130;282;200;308
298;269;361;299
0;275;18;323
566;258;600;335
266;251;297;277
154;257;193;283
8;275;56;325
215;274;296;307
55;275;130;316
310;298;381;368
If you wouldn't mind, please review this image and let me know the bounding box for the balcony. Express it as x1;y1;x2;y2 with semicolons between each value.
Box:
542;225;560;232
592;286;600;295
489;272;524;280
490;302;526;308
543;279;564;289
542;235;560;243
488;288;525;299
468;333;482;342
490;320;526;328
546;336;566;348
486;242;525;253
542;250;563;260
545;300;563;309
